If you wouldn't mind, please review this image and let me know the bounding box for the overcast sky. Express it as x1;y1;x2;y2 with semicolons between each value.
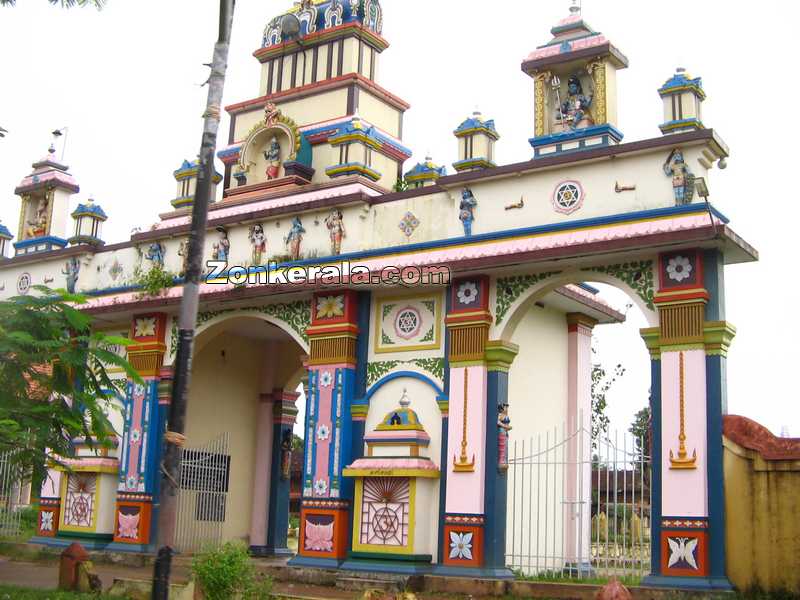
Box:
0;1;795;437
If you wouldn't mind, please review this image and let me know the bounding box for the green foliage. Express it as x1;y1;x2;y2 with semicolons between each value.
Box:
393;178;409;192
0;584;118;599
191;541;272;600
291;433;303;452
0;286;140;482
591;348;625;443
0;0;105;7
132;264;176;298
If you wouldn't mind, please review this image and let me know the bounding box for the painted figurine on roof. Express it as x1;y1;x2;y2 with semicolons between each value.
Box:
264;136;281;180
62;256;80;294
459;188;478;236
177;239;189;277
325;209;346;255
249;223;267;264
212;226;230;262
664;149;695;205
285;216;305;260
144;241;165;268
558;74;593;129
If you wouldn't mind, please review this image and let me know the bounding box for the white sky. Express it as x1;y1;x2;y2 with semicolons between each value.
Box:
0;1;796;437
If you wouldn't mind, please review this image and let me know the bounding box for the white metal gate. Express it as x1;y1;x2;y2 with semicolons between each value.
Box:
506;424;651;580
0;451;26;538
174;433;231;553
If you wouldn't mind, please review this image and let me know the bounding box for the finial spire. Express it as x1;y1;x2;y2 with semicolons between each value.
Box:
399;388;410;407
570;0;581;15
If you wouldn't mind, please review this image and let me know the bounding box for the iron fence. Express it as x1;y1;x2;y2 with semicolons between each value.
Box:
506;417;650;580
0;451;27;538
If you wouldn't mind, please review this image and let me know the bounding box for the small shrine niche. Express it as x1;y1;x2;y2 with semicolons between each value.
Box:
13;143;79;256
170;159;222;210
522;3;628;158
234;103;313;190
0;221;12;259
404;156;446;188
452;112;499;173
69;197;107;246
658;68;706;135
343;390;440;562
325;116;383;182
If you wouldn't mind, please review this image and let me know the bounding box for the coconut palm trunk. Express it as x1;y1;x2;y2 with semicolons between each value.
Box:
152;1;235;597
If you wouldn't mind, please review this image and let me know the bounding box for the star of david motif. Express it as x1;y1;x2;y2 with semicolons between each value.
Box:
372;506;400;541
556;184;579;208
552;181;584;214
395;307;421;339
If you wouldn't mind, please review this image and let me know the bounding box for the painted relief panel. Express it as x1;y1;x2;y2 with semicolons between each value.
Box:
62;474;97;529
374;293;441;354
357;477;412;551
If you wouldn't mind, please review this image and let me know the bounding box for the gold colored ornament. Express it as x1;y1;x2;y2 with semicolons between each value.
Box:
453;368;476;472
586;59;607;125
670;351;697;470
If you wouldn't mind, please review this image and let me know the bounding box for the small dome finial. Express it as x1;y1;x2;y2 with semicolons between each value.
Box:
399;388;410;407
570;0;581;15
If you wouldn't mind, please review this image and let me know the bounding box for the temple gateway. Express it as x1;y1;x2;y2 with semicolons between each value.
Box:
0;0;755;591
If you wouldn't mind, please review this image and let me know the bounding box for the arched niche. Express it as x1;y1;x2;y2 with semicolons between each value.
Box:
237;106;304;184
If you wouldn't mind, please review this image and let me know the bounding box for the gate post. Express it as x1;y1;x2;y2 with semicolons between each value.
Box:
642;249;734;590
109;313;168;551
291;291;360;567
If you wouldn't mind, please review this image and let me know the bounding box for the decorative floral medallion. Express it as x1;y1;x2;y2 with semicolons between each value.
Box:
449;531;474;560
129;428;141;444
394;307;421;340
125;475;139;491
316;295;344;319
552;180;584;214
117;511;140;539
134;317;156;338
313;478;329;496
16;272;31;295
40;510;54;532
317;424;330;441
398;212;420;237
456;281;479;305
666;255;692;283
319;370;333;387
304;518;334;552
109;258;123;281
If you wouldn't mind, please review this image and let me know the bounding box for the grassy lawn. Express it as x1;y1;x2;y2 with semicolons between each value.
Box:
0;584;127;599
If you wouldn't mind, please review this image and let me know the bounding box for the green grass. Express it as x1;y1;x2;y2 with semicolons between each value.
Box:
0;584;128;599
512;568;642;587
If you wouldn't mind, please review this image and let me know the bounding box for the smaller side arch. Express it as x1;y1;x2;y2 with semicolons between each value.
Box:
363;370;446;404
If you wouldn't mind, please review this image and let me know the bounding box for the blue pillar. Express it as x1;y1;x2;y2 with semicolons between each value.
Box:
264;390;299;555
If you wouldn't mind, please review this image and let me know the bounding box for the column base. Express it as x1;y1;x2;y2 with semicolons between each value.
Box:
287;555;343;569
430;564;515;579
642;575;734;591
563;561;596;578
249;545;294;558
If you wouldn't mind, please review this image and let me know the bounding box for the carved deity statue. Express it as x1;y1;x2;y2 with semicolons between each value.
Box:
459;188;478;236
144;241;165;268
285;216;306;261
557;74;593;129
325;209;346;255
264;136;281;180
177;239;189;277
212;226;230;262
264;102;279;128
249;223;267;265
25;198;49;239
663;149;695;205
62;256;81;294
497;402;512;470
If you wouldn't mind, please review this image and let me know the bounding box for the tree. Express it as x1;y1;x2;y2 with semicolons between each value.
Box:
0;287;139;483
0;0;105;7
591;358;626;442
628;403;651;470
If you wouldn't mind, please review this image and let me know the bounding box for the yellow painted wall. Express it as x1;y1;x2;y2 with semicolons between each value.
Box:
185;332;264;543
723;437;800;593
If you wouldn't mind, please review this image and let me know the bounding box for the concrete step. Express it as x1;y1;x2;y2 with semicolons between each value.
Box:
335;575;405;593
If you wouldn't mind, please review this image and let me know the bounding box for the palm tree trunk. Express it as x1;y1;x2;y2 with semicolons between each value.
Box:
152;1;235;597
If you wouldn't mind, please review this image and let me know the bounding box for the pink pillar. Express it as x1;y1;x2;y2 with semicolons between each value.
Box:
565;313;597;569
249;342;276;548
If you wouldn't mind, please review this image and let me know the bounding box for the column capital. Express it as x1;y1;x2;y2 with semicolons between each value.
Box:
566;312;599;333
485;340;519;373
640;327;661;359
703;321;737;357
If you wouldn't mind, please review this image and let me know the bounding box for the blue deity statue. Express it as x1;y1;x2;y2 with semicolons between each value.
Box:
558;75;593;130
663;149;695;205
144;241;165;268
285;216;306;260
459;188;478;236
62;256;80;294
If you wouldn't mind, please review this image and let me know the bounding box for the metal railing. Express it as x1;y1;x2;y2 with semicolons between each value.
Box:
0;451;27;538
506;420;650;580
174;433;231;553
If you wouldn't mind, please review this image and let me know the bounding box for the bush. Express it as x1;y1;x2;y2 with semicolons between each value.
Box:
191;541;272;600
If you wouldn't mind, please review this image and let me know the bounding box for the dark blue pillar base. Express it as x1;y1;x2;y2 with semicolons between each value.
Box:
430;564;515;579
249;545;294;557
642;575;734;591
287;555;342;569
